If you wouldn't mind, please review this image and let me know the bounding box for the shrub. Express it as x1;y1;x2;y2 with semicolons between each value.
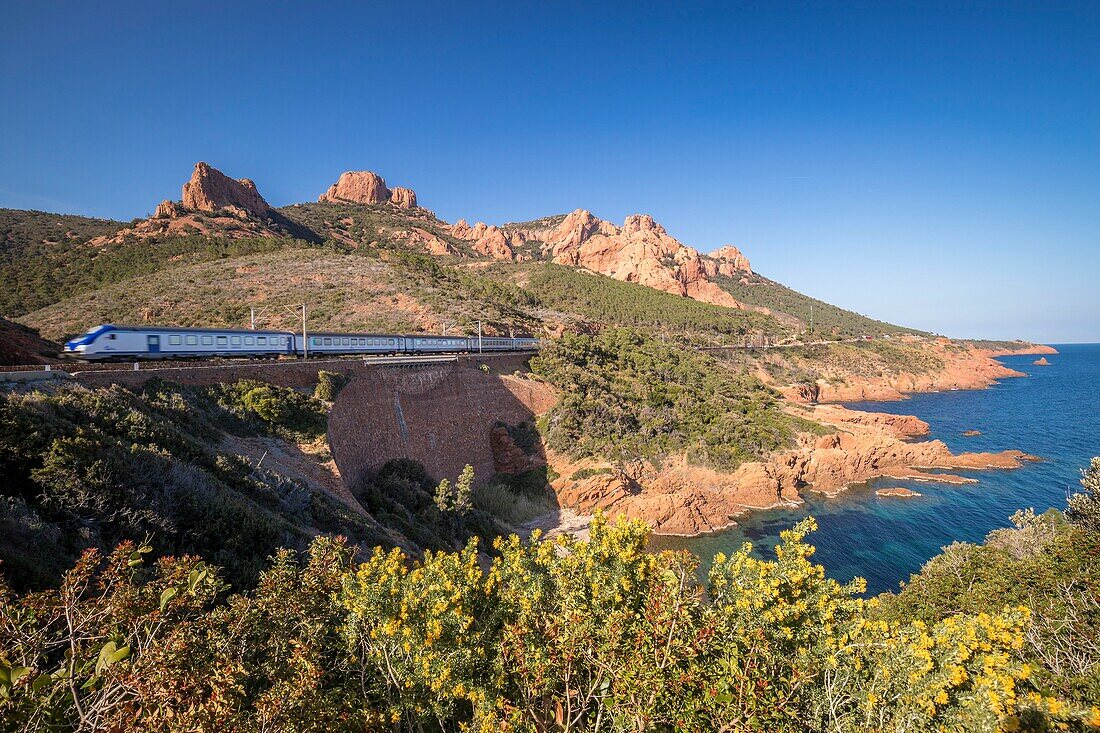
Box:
1;511;1093;730
314;370;349;402
211;379;327;439
531;328;824;470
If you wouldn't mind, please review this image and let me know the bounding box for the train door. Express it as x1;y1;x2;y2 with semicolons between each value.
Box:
147;335;160;354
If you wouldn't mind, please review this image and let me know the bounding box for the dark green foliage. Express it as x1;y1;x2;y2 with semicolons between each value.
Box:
495;419;542;455
875;506;1100;711
530;329;825;470
0;381;382;590
209;380;327;440
314;370;349;402
351;459;505;551
714;272;926;338
571;466;614;481
525;263;780;341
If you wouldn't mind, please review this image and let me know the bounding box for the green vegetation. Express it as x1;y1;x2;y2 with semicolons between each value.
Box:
531;329;825;471
3;507;1096;731
715;271;927;338
210;379;328;440
570;466;614;481
523;263;780;341
0;380;367;589
716;337;947;389
0;380;509;592
313;369;349;401
19;248;546;342
875;462;1100;719
472;467;559;527
0;207;313;317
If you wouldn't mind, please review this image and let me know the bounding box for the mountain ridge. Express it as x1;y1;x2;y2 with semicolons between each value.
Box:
1;161;923;341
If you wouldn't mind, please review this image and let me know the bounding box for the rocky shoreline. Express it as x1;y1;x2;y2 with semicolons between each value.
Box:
538;341;1054;538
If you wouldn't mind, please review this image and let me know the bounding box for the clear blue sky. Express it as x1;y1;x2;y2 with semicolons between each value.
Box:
2;1;1097;342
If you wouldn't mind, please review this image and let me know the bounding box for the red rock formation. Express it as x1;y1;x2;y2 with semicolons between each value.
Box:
389;186;417;209
182;162;273;218
450;220;515;260
319;171;390;204
493;209;757;310
712;245;752;275
319;171;419;209
1033;357;1050;366
548;404;1038;536
154;199;183;219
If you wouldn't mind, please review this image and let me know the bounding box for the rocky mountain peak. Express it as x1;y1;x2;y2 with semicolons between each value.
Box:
389;186;417;209
621;213;667;237
181;162;273;218
712;245;752;275
318;171;418;208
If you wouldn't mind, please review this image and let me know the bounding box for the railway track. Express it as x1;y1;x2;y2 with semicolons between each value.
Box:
1;350;538;379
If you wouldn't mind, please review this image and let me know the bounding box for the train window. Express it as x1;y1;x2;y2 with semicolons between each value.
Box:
245;336;254;345
389;339;395;346
312;337;321;346
186;335;198;345
231;336;241;346
169;335;182;345
341;338;349;346
257;336;267;345
322;337;331;346
202;336;213;346
216;336;228;346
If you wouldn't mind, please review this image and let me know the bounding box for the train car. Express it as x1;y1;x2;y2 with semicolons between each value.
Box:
297;332;405;357
513;337;540;351
469;336;518;352
63;325;295;360
404;334;473;354
63;323;543;361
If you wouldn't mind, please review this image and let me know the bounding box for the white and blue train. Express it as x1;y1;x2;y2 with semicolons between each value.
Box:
63;324;540;361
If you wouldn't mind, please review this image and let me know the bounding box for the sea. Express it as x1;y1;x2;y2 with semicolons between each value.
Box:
650;343;1100;596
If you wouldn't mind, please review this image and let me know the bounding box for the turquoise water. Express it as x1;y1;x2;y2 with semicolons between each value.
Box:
650;343;1100;596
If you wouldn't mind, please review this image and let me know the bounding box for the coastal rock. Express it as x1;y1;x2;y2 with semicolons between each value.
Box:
1033;357;1050;366
876;487;922;498
319;171;390;204
389;186;417;209
548;405;1038;536
963;429;982;437
182;162;273;218
780;339;1041;404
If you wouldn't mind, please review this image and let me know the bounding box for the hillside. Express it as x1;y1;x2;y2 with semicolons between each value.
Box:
0;162;925;342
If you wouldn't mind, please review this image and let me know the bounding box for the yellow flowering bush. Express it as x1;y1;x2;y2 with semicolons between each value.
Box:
2;510;1093;731
340;540;500;729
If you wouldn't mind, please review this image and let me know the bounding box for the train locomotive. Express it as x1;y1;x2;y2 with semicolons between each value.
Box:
63;325;540;361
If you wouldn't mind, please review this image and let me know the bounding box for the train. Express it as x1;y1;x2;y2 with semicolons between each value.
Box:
62;324;540;361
